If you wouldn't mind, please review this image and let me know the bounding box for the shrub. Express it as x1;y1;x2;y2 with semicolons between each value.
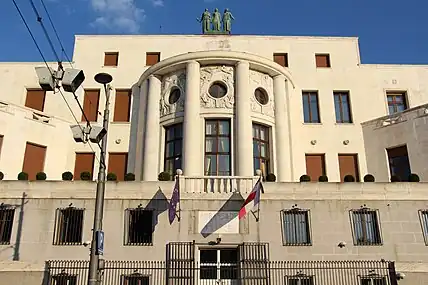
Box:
344;175;355;182
390;175;401;182
363;174;375;182
62;171;73;181
36;172;47;181
318;175;328;182
299;175;311;182
266;173;276;182
107;172;117;181
0;172;3;181
408;173;420;182
158;172;171;181
124;173;136;181
17;172;28;181
80;171;92;181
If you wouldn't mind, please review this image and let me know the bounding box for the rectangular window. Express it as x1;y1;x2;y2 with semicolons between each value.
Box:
387;145;411;181
205;120;231;176
74;153;95;181
82;90;100;122
273;53;288;67
124;208;153;245
22;142;46;181
334;91;352;123
200;248;238;280
281;209;311;246
164;124;183;178
122;274;150;285
419;210;428;245
25;89;46;112
52;274;78;285
315;54;331;67
253;124;270;176
53;207;84;245
286;276;315;285
360;276;387;285
0;207;15;245
108;153;128;181
387;92;408;114
302;91;320;123
104;52;119;67
113;89;131;122
146;52;160;66
338;154;360;182
305;154;326;182
350;209;382;246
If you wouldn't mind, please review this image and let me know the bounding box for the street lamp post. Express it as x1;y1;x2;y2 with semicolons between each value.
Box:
87;72;113;285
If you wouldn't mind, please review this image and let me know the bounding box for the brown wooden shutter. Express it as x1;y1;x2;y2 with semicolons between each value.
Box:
338;154;360;182
25;89;46;112
74;153;95;180
82;90;100;122
22;142;46;180
108;153;128;181
113;90;131;122
315;54;331;67
0;135;3;155
146;53;160;66
273;53;288;67
305;154;326;182
104;52;119;66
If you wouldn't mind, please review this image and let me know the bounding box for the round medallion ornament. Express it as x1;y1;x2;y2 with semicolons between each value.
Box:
254;88;269;105
208;81;228;99
168;88;181;104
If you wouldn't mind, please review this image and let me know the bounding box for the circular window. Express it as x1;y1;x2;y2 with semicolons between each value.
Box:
254;88;269;105
208;81;228;98
168;88;181;104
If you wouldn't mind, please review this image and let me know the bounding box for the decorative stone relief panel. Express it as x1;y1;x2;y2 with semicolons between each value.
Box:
200;65;235;109
160;70;186;117
249;70;275;117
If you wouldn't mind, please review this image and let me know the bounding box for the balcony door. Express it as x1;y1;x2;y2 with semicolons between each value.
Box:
204;120;231;176
199;248;238;285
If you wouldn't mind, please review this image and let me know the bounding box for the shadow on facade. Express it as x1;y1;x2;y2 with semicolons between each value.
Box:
200;192;244;238
146;188;169;233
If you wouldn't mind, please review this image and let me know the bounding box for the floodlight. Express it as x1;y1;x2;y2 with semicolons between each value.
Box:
62;68;85;93
35;66;56;91
70;125;87;143
89;126;107;144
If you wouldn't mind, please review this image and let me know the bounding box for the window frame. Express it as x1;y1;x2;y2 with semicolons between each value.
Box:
124;208;154;246
281;209;312;246
0;206;15;245
163;123;183;179
284;275;315;285
52;273;78;285
146;52;161;66
204;119;231;176
104;52;119;67
273;53;289;67
386;91;408;115
350;208;383;246
315;54;331;68
418;210;428;246
359;275;388;285
52;207;85;246
333;91;353;123
252;123;271;176
302;91;321;123
386;145;411;182
199;247;238;280
121;273;150;285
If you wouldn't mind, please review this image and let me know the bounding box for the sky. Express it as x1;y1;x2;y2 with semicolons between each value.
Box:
1;0;428;64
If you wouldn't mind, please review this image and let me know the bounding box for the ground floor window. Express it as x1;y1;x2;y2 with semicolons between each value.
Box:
200;248;238;280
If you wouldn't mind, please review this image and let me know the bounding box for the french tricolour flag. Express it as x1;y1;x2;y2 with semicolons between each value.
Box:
238;178;264;220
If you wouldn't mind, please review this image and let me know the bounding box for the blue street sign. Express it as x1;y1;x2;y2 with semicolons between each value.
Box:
96;231;104;255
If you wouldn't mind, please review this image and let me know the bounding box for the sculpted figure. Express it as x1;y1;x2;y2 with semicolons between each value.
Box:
222;8;235;33
197;9;211;34
212;8;221;31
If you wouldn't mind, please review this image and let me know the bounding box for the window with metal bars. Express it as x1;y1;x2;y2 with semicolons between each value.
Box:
122;273;150;285
286;275;315;285
281;209;311;246
360;276;387;285
386;92;408;114
124;208;153;245
0;207;15;245
53;207;84;245
52;273;77;285
253;123;270;176
351;209;382;246
333;91;352;123
204;119;231;176
419;210;428;245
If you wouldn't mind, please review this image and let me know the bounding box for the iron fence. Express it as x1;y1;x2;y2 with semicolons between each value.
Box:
46;259;397;285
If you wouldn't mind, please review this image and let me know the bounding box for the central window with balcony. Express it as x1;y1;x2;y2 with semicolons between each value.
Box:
253;124;270;176
164;124;183;178
205;120;231;176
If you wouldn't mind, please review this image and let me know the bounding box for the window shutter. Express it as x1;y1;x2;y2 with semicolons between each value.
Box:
305;154;326;181
108;153;128;181
82;90;100;122
22;142;46;180
25;89;46;112
166;241;195;285
273;53;288;67
315;54;330;67
113;90;131;122
0;135;3;158
338;154;360;182
74;153;95;180
237;242;270;285
146;53;160;66
104;52;119;66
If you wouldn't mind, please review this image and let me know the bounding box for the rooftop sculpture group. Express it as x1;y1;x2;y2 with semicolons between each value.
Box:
197;8;235;35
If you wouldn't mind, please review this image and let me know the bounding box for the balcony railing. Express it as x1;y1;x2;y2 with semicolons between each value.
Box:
180;175;259;194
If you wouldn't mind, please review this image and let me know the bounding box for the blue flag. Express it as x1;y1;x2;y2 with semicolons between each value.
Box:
168;179;180;224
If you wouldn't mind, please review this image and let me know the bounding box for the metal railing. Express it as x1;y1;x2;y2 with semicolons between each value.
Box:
181;176;259;194
46;259;397;285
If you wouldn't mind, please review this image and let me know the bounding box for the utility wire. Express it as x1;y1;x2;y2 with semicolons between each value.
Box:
12;0;101;165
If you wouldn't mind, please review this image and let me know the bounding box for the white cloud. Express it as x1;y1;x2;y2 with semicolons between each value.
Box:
151;0;164;7
90;0;145;33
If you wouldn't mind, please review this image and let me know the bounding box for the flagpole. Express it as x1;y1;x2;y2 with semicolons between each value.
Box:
256;169;262;222
176;169;182;222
